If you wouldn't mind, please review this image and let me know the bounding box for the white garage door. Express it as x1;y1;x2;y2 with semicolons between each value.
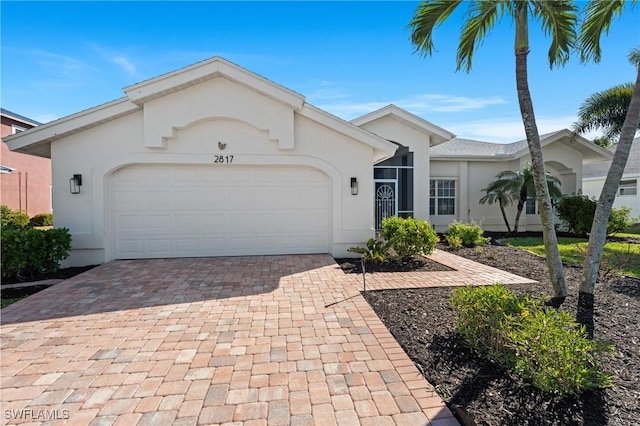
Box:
112;164;331;259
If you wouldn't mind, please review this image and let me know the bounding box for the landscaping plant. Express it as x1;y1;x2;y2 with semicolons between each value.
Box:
348;237;389;292
445;221;489;249
30;212;54;227
380;216;438;261
451;285;613;395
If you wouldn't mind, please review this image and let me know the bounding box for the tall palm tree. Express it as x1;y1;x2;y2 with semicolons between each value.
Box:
409;0;576;306
577;0;640;337
574;82;637;145
479;185;514;234
481;166;562;233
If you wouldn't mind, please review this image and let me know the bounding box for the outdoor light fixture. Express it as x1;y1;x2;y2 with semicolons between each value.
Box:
69;174;82;194
350;177;358;195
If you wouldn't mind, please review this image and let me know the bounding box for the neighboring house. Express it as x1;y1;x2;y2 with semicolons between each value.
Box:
5;57;612;266
0;109;50;215
582;138;640;220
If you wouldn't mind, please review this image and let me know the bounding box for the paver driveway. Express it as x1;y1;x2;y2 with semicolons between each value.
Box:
1;252;534;425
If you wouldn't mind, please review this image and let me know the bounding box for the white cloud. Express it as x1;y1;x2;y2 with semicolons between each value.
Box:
315;93;508;121
111;55;136;75
443;115;599;143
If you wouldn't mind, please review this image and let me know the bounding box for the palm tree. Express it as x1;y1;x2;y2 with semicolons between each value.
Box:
479;186;514;234
409;0;576;306
577;0;640;337
481;166;562;233
574;82;637;145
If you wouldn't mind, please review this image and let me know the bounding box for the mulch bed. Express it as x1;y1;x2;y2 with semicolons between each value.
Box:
349;242;639;425
335;256;454;274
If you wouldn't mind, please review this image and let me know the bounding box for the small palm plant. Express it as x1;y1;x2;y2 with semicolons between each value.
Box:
348;238;389;293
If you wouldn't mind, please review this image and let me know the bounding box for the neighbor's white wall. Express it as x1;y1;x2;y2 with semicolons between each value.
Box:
52;76;379;266
584;176;640;220
357;116;431;221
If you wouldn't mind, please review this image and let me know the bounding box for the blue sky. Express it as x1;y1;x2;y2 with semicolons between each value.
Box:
1;1;639;143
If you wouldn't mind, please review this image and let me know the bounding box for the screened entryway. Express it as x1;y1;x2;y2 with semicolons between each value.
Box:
373;146;414;229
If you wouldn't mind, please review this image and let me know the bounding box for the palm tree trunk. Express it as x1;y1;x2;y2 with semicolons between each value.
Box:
579;65;640;338
514;7;567;307
514;199;524;233
499;202;512;233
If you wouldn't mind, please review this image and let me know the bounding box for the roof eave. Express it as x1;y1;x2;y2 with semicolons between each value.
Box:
4;98;140;158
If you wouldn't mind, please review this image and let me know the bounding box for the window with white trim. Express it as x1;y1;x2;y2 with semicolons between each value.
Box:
526;196;537;215
619;179;637;196
429;179;455;215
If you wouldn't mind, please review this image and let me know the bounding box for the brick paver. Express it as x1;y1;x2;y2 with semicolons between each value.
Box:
1;250;533;425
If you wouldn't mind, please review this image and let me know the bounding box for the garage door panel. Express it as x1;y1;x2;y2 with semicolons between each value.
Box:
113;165;330;259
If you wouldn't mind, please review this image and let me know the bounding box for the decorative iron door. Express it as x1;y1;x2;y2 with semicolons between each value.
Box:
374;180;397;229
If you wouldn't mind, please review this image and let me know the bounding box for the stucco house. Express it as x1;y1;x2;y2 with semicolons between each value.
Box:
1;109;51;215
5;57;612;266
582;138;640;220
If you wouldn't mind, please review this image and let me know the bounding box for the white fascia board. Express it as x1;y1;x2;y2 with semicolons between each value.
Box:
351;104;456;141
512;129;614;162
4;98;139;158
301;103;398;163
124;56;305;111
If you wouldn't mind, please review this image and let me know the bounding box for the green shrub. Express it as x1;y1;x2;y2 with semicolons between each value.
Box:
380;216;438;261
445;221;489;248
445;234;463;250
557;195;596;236
30;212;54;227
451;285;541;365
1;205;30;229
451;285;613;395
607;207;632;235
1;227;72;279
509;309;614;395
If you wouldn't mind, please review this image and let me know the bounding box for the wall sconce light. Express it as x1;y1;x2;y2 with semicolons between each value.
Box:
350;177;358;195
69;174;82;194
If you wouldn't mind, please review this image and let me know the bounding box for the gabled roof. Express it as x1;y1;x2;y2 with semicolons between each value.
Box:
1;108;41;127
351;104;455;145
431;129;613;163
583;137;640;179
5;57;396;161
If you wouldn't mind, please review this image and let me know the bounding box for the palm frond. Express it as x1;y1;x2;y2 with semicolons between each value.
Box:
533;0;578;68
629;46;640;67
573;82;635;139
456;1;502;72
578;0;627;63
409;0;464;57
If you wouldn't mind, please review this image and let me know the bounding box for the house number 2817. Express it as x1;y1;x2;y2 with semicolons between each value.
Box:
213;155;234;164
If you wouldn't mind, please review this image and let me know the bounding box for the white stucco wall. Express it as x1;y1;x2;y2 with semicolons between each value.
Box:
583;176;640;220
52;76;387;266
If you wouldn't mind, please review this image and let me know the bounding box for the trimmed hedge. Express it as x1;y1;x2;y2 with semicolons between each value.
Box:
1;227;72;279
30;213;54;227
380;217;438;261
445;221;489;249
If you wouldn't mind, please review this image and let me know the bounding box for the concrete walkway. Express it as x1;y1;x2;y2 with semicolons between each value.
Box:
1;251;534;425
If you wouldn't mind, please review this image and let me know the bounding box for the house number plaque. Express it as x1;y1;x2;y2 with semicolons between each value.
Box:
213;155;234;164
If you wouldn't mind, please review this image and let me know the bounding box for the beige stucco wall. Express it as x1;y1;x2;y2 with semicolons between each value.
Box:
430;139;590;233
52;77;384;266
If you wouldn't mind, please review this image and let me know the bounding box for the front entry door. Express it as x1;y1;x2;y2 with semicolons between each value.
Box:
374;180;397;229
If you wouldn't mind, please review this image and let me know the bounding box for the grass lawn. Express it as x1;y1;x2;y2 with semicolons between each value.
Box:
504;237;640;278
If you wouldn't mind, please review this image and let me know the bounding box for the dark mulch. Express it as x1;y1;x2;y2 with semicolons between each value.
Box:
335;256;453;274
350;243;639;426
1;266;98;306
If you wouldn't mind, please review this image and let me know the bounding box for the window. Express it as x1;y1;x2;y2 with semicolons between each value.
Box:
619;179;637;196
526;196;537;215
429;179;455;215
